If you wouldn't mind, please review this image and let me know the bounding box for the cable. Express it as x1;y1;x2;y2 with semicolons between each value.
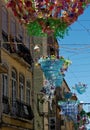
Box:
76;20;90;36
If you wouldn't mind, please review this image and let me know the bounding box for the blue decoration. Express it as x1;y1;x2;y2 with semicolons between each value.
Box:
58;100;79;122
74;83;87;94
64;92;73;99
38;56;70;87
38;56;72;103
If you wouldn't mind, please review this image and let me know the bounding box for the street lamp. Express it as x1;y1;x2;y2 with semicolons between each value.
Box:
34;45;40;52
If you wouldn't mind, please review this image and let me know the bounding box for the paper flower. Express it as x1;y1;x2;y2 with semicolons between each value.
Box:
6;0;90;38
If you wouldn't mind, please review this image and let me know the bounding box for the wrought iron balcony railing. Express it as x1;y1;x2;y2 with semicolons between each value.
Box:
11;99;34;120
2;42;33;66
2;95;10;114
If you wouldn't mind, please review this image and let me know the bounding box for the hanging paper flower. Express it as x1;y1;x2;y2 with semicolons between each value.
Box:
38;55;71;87
6;0;90;38
58;100;79;122
73;82;87;94
64;91;73;99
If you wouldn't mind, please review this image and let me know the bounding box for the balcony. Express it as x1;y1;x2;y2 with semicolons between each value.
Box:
2;42;33;66
0;42;8;73
2;95;10;114
11;99;34;120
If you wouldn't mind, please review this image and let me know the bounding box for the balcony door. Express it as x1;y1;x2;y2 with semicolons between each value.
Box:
11;68;17;114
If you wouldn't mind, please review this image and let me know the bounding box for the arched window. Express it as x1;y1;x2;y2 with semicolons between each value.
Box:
26;80;31;105
11;68;17;106
19;73;25;102
2;64;9;114
2;74;8;97
2;64;9;97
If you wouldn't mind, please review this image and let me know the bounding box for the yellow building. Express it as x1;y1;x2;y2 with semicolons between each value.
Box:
0;0;34;130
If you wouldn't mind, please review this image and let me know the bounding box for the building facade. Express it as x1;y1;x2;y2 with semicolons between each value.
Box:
0;0;34;130
0;1;80;130
30;34;59;130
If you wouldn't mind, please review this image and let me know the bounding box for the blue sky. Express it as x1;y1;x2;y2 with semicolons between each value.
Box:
58;5;90;113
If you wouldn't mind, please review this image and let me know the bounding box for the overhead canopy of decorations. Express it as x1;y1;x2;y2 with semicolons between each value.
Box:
6;0;90;38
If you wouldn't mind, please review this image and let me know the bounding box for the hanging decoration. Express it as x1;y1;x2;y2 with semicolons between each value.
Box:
63;91;73;99
6;0;90;38
40;79;55;109
73;82;87;94
38;55;71;86
38;55;71;106
77;109;89;130
58;100;89;129
58;100;79;122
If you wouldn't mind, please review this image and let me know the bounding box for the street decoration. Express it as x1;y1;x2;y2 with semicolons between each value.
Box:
64;91;73;99
73;82;87;94
38;55;71;106
38;55;71;86
58;100;89;129
40;79;55;109
58;100;79;122
6;0;90;38
77;109;89;130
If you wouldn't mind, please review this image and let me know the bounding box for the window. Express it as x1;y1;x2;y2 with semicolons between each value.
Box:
49;117;56;130
26;33;30;49
18;25;24;43
2;7;8;42
10;17;16;40
19;74;25;102
2;74;8;97
2;7;8;33
11;68;17;106
26;80;31;105
2;73;10;114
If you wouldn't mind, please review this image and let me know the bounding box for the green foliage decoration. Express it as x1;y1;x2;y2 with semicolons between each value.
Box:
27;18;69;38
27;20;47;37
46;18;69;38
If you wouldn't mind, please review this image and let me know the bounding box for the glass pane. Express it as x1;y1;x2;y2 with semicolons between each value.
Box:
2;74;8;96
26;90;30;105
2;7;8;33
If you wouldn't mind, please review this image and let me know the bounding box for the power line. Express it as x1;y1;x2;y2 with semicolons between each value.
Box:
70;29;90;31
76;20;90;36
59;43;90;45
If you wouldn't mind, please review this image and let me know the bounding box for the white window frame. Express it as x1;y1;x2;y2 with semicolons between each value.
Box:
10;17;16;39
11;69;17;106
19;74;24;102
26;80;31;105
2;74;8;97
26;32;30;49
2;6;8;33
